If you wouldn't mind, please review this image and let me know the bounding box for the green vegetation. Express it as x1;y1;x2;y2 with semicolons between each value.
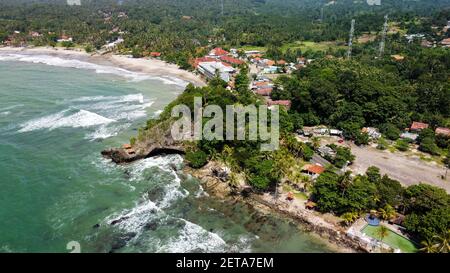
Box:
312;167;449;248
185;150;208;168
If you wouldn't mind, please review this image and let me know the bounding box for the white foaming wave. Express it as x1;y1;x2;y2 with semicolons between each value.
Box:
0;111;10;116
85;123;130;140
127;155;188;208
0;53;151;82
152;110;163;118
0;104;23;111
72;93;145;103
18;109;115;133
128;155;184;181
153;76;189;88
0;53;189;85
106;200;161;233
159;219;227;253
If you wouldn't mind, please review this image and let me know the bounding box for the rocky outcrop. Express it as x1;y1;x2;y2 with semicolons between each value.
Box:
101;119;185;163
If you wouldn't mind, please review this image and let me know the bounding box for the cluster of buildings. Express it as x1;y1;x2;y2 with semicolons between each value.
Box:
191;47;244;83
401;121;450;141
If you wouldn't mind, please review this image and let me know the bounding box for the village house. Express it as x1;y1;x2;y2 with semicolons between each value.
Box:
219;55;244;66
150;52;162;58
329;129;343;136
400;132;418;141
57;35;73;43
267;100;291;110
435;127;450;137
362;127;381;139
197;61;235;82
301;164;325;179
255;87;273;96
29;31;42;38
191;57;216;68
410;121;429;132
104;37;124;50
209;47;229;57
441;38;450;47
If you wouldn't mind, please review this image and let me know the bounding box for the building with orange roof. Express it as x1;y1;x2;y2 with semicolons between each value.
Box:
410;121;429;132
301;164;325;177
209;47;229;57
435;127;450;137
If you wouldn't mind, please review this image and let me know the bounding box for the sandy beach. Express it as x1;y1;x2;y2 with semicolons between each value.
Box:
0;46;206;87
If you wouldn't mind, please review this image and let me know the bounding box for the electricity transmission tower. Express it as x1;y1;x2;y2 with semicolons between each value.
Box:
379;14;389;57
347;19;355;59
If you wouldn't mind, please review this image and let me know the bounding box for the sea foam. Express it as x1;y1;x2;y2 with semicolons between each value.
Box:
0;53;189;86
18;109;115;132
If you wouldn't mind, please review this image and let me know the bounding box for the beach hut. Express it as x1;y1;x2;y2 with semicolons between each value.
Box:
305;201;317;210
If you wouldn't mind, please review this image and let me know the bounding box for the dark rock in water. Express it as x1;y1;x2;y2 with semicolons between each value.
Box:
110;232;137;251
93;223;100;229
110;216;129;226
144;220;159;231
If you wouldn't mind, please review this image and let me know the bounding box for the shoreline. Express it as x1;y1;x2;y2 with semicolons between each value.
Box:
0;46;206;87
183;161;368;253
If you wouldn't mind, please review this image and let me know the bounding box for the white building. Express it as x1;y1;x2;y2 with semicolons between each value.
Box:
104;37;124;50
198;62;235;82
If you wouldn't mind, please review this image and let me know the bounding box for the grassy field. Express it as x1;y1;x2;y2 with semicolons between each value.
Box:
280;41;345;53
238;41;345;54
361;225;418;253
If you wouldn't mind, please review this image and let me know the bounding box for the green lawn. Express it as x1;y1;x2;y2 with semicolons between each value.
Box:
280;41;345;53
361;225;418;253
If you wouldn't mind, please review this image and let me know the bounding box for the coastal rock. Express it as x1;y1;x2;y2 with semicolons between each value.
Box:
101;120;185;163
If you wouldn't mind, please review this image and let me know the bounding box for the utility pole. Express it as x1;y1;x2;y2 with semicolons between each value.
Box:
221;0;224;16
379;14;389;57
320;7;324;22
347;19;355;59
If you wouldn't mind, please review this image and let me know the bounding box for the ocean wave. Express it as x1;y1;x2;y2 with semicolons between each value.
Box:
18;109;115;133
0;111;11;116
159;219;227;253
73;94;154;122
0;53;188;86
85;123;130;140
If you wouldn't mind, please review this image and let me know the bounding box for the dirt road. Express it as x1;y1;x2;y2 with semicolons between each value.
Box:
348;144;449;193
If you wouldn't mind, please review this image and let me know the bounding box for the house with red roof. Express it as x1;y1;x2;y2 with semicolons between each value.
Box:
190;57;216;68
255;88;273;96
219;55;244;66
410;121;429;132
302;164;325;178
435;127;450;137
150;52;161;58
209;47;229;57
267;100;291;109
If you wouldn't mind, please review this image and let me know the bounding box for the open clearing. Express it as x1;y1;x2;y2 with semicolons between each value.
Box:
349;144;449;193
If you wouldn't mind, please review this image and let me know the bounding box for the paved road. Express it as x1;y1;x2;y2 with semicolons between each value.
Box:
349;144;449;193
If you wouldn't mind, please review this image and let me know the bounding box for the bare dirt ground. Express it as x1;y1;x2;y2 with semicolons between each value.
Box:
348;143;449;192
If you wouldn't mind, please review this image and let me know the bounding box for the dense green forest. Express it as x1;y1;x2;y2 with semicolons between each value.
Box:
1;0;450;66
1;0;449;252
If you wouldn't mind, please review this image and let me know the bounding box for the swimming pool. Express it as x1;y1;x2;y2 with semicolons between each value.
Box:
361;225;418;253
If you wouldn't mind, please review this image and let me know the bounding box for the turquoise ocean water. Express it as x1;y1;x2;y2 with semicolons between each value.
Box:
0;53;334;253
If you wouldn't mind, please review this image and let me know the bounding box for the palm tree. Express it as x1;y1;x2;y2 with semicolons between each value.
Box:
433;229;450;253
338;171;352;197
377;225;389;246
419;239;437;253
378;204;396;221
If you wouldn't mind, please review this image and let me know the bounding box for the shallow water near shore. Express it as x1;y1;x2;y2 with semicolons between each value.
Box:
0;57;335;253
